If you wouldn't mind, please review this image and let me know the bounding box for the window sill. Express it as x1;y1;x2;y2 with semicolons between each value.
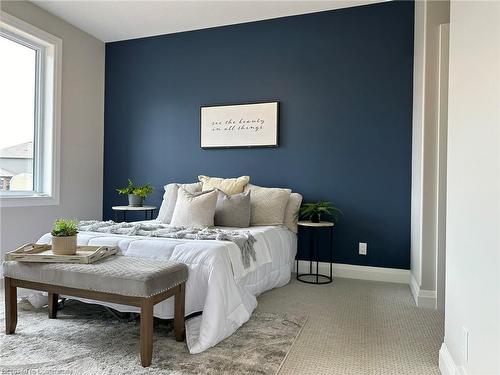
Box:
0;194;59;208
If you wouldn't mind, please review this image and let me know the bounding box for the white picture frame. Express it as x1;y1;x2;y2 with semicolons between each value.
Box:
200;101;279;148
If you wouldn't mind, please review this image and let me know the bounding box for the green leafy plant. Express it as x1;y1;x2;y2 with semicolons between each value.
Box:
296;202;343;223
132;184;154;198
51;219;78;237
116;179;135;195
116;179;154;198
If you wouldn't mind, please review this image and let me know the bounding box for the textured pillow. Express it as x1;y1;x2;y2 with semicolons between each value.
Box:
244;184;291;226
283;193;303;233
198;175;250;195
170;188;218;228
214;190;251;228
157;182;202;224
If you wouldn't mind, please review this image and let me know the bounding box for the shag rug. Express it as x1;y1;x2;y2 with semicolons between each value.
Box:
0;299;306;374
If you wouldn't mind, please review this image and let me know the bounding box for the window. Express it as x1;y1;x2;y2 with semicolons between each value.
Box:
0;33;37;192
0;12;61;207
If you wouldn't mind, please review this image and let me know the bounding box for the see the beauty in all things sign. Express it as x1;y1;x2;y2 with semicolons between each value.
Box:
200;101;279;148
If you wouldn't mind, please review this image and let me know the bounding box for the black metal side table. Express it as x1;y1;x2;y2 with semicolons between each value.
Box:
112;205;157;222
296;221;334;284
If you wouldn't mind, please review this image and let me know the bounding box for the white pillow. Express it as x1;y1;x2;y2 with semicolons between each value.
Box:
198;175;250;195
170;188;218;228
283;193;303;233
244;184;291;226
157;182;202;223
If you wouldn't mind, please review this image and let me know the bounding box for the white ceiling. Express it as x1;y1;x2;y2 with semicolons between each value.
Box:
31;0;387;43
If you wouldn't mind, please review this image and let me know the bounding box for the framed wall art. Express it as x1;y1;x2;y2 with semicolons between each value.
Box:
200;101;279;148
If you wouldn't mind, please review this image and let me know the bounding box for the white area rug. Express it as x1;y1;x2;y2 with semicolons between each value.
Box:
0;298;306;374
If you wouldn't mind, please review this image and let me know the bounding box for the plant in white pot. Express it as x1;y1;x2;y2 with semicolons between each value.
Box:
116;179;154;207
51;219;78;255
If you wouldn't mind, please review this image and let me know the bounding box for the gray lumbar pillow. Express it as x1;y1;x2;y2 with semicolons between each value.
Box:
214;190;251;228
170;187;218;228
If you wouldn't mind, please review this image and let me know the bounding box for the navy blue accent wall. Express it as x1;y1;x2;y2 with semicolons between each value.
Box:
104;1;414;269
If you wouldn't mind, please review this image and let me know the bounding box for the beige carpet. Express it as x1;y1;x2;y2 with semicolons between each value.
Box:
257;277;444;375
0;276;444;374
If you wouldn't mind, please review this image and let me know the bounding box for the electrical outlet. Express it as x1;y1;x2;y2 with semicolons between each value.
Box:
359;242;367;255
463;327;469;363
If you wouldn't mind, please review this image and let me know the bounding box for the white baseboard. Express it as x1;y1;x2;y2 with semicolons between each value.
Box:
295;260;410;284
409;274;437;309
439;343;468;375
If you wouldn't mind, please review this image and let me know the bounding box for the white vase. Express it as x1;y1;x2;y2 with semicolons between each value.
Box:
51;235;77;255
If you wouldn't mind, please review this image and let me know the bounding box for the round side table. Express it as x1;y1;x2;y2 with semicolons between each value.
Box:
296;221;334;284
112;205;157;222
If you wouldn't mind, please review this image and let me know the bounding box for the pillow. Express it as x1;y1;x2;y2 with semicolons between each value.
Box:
244;184;291;226
157;182;202;224
283;193;303;233
170;188;218;228
214;190;251;228
198;175;250;195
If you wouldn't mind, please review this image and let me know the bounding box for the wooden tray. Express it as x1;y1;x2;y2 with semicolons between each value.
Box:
5;244;118;264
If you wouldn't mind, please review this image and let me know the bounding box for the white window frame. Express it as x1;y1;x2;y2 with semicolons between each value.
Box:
0;12;61;207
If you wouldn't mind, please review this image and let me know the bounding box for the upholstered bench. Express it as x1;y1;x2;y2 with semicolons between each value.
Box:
3;256;188;367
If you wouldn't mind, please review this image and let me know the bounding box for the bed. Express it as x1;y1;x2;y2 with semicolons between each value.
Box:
33;221;297;354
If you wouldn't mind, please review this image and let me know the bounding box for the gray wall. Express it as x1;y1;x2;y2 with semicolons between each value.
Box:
410;0;450;305
0;1;105;271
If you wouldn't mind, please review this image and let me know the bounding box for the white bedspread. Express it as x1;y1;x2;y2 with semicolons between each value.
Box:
34;223;296;354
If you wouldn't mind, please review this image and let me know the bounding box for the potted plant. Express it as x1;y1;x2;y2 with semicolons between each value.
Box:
116;179;154;207
51;219;78;255
297;202;343;223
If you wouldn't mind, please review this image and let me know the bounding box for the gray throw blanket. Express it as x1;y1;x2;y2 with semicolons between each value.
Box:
78;221;257;268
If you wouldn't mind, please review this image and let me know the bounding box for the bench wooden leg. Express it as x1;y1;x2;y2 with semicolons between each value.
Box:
174;283;185;342
140;298;154;367
5;277;17;334
48;293;58;319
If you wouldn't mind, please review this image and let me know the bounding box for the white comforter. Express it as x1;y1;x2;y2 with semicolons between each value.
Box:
35;223;296;354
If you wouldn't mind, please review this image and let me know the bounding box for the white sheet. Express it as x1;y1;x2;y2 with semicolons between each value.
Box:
33;223;296;354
